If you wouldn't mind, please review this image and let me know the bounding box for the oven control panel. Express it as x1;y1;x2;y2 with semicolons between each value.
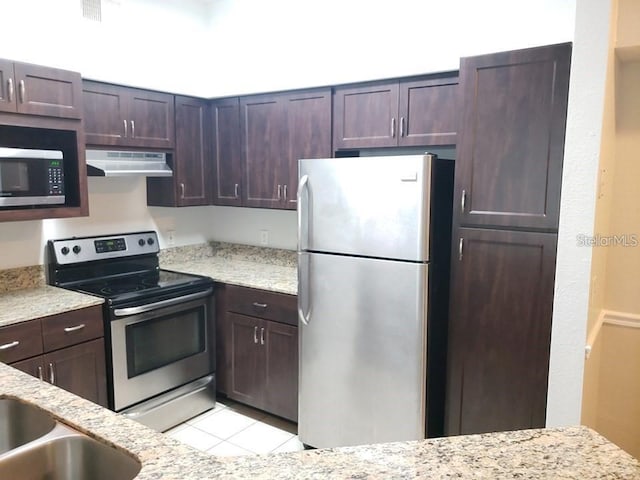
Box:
50;231;160;265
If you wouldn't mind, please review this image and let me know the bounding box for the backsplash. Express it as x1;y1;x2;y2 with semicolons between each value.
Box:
0;265;45;294
159;242;296;268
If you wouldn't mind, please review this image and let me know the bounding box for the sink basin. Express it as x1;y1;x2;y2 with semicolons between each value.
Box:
0;398;56;454
0;433;142;480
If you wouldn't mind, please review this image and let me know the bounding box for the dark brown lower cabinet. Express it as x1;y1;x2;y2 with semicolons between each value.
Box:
228;312;298;422
12;340;107;407
216;283;298;422
445;227;557;435
3;306;108;408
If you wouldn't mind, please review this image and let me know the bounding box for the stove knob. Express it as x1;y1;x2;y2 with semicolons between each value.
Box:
138;238;146;246
60;246;70;255
147;237;155;246
72;245;81;254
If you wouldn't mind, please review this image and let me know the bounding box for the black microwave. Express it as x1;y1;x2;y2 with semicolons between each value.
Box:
0;148;65;207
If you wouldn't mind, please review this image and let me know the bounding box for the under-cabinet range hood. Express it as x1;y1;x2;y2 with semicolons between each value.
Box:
86;150;172;177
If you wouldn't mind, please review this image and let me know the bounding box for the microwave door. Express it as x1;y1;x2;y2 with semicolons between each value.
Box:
0;149;65;207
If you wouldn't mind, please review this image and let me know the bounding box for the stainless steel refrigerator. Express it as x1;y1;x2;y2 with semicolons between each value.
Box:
297;154;454;448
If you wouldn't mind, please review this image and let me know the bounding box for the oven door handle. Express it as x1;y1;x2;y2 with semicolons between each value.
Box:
113;288;213;317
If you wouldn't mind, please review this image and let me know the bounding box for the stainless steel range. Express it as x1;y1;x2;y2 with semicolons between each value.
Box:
47;231;216;432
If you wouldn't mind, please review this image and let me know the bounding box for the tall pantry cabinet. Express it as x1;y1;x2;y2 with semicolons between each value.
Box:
445;43;572;435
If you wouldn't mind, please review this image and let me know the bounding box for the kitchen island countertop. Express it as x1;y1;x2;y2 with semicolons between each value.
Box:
1;361;639;479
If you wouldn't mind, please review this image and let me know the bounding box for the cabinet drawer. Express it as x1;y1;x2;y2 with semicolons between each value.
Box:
226;285;297;326
41;306;103;352
0;320;43;363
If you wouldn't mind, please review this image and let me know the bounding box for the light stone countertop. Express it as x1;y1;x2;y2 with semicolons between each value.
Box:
160;242;297;296
1;361;639;479
163;257;297;295
0;286;104;328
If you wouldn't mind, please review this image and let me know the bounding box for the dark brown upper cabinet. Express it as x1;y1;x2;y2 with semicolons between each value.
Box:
0;60;82;119
445;227;557;436
82;81;175;149
333;74;458;150
147;96;210;207
236;88;331;210
241;93;288;209
454;43;571;231
211;98;243;206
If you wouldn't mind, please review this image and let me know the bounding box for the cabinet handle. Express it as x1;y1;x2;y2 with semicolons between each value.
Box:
260;327;265;345
253;326;258;344
37;366;43;381
48;362;55;385
400;116;405;137
180;183;185;199
123;119;128;137
252;302;267;309
0;340;19;350
391;117;396;138
461;189;467;213
458;237;464;261
283;184;288;200
277;184;282;200
18;80;25;103
63;323;85;333
234;183;239;198
130;120;135;138
7;78;14;102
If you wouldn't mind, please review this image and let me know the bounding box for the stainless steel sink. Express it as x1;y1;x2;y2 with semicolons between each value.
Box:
0;398;56;454
0;397;141;479
0;431;142;480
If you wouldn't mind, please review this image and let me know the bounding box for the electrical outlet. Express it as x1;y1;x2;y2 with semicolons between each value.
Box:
260;230;269;246
167;229;175;246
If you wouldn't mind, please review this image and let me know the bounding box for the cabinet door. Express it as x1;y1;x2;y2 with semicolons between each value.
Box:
398;75;458;147
13;63;82;119
44;339;108;407
445;228;557;436
211;98;243;206
455;43;571;230
284;89;332;210
127;89;175;149
240;94;287;208
82;81;129;146
174;96;210;206
333;82;399;150
11;356;45;380
0;59;16;113
264;321;298;422
228;312;264;407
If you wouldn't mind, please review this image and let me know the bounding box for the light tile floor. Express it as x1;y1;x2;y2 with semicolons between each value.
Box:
164;398;304;457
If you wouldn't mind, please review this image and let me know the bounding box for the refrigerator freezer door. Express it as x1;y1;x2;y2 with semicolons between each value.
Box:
298;251;428;448
298;155;432;262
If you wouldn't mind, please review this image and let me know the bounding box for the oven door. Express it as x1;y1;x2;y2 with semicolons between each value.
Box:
109;289;214;411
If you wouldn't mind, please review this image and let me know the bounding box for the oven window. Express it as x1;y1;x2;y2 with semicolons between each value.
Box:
125;306;206;378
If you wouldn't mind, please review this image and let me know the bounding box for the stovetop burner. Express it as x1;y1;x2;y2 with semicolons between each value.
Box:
72;269;211;301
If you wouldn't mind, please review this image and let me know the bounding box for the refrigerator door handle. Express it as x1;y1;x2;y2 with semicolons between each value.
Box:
298;252;311;325
297;174;310;251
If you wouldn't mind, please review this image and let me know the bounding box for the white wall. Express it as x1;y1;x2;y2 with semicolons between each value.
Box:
205;0;576;97
0;178;296;269
0;0;212;96
546;0;612;427
0;0;575;98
